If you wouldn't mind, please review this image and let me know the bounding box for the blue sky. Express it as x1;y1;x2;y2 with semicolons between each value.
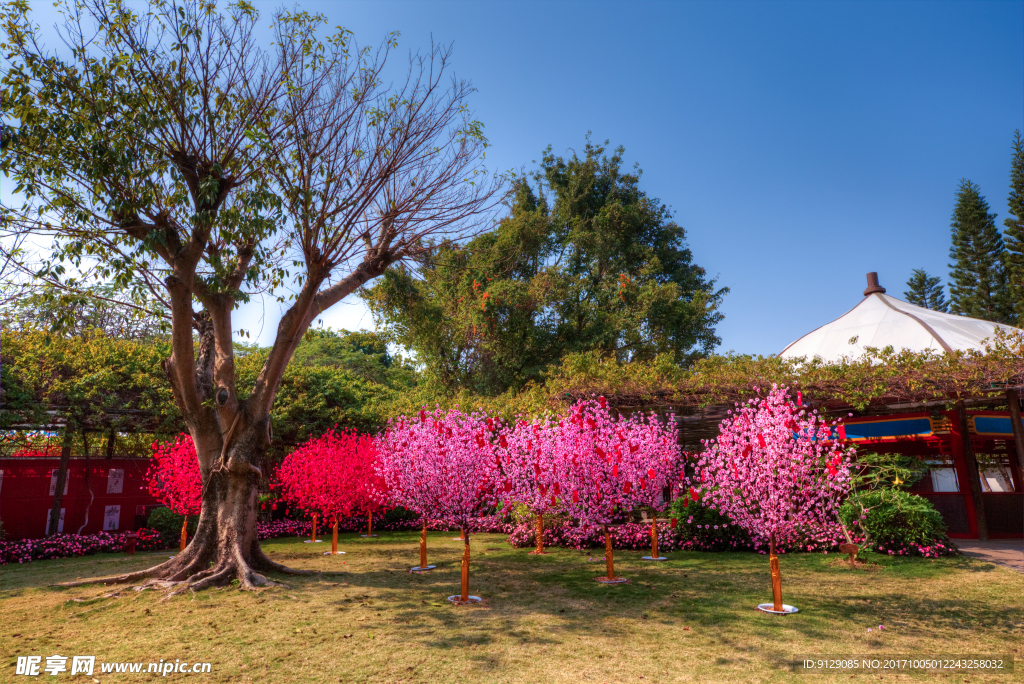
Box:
11;0;1024;356
270;0;1024;355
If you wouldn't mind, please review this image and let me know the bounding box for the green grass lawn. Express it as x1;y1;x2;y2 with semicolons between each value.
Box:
1;532;1021;683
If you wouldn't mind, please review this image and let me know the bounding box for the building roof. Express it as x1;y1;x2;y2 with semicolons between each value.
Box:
779;273;1020;362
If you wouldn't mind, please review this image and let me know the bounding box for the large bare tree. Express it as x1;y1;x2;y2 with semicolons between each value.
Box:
0;0;504;591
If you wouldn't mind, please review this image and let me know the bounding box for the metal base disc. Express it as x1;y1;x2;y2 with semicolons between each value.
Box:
594;576;629;584
323;551;346;555
410;565;436;572
452;537;466;541
360;534;378;538
303;539;323;543
757;603;799;614
642;556;668;561
447;595;482;604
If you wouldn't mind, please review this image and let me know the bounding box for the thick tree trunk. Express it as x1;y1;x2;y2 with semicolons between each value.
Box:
47;431;73;536
529;513;546;554
58;419;311;593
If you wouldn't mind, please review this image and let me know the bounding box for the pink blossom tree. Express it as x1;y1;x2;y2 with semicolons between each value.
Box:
276;430;383;555
147;435;203;551
692;385;854;612
500;417;563;554
377;407;501;603
553;398;679;583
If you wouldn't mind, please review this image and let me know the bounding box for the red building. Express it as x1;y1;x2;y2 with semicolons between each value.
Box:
0;458;162;540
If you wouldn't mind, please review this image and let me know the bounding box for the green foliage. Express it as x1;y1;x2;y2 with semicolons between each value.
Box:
146;507;197;549
364;136;727;397
849;452;928;491
903;269;948;312
840;489;948;548
1004;130;1024;322
947;179;1014;324
667;498;752;550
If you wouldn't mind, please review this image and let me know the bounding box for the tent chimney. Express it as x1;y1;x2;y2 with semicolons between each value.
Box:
863;272;886;296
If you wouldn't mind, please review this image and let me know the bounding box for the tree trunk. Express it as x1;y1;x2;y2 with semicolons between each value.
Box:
530;513;546;554
651;519;659;559
47;431;73;536
59;419;311;593
311;513;318;542
331;520;338;554
179;517;188;551
769;532;783;611
604;525;615;579
460;528;470;601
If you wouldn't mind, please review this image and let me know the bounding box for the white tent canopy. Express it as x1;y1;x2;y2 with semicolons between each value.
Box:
779;273;1021;362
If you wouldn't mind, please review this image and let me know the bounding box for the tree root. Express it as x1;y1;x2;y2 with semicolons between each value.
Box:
250;545;315;576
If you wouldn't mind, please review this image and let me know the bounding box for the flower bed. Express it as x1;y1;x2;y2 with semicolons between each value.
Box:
0;528;164;565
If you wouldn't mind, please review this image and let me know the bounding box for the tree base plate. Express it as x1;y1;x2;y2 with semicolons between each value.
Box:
360;535;378;538
757;603;798;615
323;551;346;555
594;577;629;584
641;556;668;561
303;539;323;543
447;595;482;604
452;537;466;541
410;565;436;572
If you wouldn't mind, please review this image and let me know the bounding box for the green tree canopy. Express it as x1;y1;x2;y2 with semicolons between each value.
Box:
947;179;1014;323
903;269;948;312
363;137;727;396
1004;130;1024;322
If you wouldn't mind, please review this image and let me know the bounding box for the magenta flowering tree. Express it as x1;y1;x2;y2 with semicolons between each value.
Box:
275;430;384;555
500;417;563;554
377;407;502;602
692;384;854;612
147;435;203;552
554;398;679;583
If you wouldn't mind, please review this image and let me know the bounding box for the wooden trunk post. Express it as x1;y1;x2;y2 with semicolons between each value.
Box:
604;525;615;580
530;513;545;554
460;529;470;601
420;520;428;569
651;518;659;559
332;520;339;554
312;513;318;542
367;510;372;537
957;402;989;541
769;532;783;611
180;517;188;552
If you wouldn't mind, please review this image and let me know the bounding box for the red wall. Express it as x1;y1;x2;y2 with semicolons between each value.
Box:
0;458;162;540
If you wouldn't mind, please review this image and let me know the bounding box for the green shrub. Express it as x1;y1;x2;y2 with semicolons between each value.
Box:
147;507;197;548
840;489;948;548
667;498;753;551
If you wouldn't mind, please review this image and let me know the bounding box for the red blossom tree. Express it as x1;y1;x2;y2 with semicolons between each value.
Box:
500;417;563;554
692;385;854;612
553;398;680;583
275;430;384;555
377;407;501;602
147;435;203;551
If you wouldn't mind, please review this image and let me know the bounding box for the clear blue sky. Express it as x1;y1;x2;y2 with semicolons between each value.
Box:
13;0;1024;355
277;0;1024;355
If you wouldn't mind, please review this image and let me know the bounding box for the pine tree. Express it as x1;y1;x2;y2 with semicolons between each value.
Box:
1003;130;1024;323
947;179;1013;323
904;269;948;312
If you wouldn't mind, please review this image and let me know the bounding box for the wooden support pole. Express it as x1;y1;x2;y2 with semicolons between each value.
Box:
460;529;470;602
770;532;783;611
420;520;428;569
604;525;615;580
957;402;989;540
180;517;188;552
651;518;659;559
332;520;339;554
312;513;318;542
367;510;372;537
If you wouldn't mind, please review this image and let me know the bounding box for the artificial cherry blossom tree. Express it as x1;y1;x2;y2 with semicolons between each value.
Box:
554;398;678;583
147;435;203;551
377;407;501;602
276;430;383;556
500;417;563;554
692;385;854;612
